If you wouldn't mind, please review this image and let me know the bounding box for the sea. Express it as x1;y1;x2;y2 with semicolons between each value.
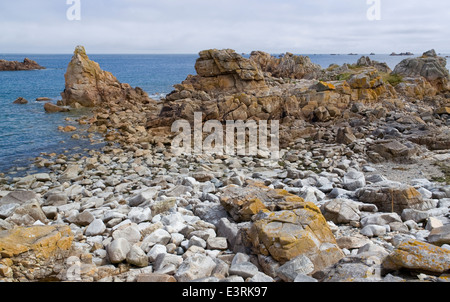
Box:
1;52;448;178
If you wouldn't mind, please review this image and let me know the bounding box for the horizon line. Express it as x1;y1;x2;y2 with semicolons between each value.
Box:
2;51;450;56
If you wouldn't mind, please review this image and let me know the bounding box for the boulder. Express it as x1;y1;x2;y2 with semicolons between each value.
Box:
44;102;70;113
368;140;419;163
392;49;450;91
219;181;306;222
0;191;38;205
383;239;450;274
174;253;217;282
356;182;425;214
0;225;73;258
343;169;366;191
428;225;450;246
107;238;131;264
13;97;28;104
321;199;362;225
248;202;344;272
320;254;384;282
336;127;356;145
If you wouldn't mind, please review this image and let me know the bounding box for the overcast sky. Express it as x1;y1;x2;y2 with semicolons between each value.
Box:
0;0;449;54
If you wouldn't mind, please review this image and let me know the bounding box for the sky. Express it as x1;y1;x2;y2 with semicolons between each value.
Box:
0;0;449;54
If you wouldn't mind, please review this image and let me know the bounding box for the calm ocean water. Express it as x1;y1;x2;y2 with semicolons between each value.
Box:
0;52;448;176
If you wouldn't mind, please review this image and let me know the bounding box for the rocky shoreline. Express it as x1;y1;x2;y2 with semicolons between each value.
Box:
0;46;449;282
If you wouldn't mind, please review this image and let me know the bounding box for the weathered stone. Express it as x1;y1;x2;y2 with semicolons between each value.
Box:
428;225;450;246
206;237;228;250
0;203;19;219
368;140;419;162
141;229;171;252
229;261;260;279
13;97;28;104
128;187;160;207
8;200;47;225
250;51;322;80
219;182;306;222
248;203;344;272
276;255;315;282
126;245;149;267
107;238;131;264
401;207;449;223
321;254;384;282
356;182;425;214
154;253;183;274
1;191;38;205
44;192;68;206
128;207;152;224
147;244;167;262
248;272;274;282
343;169;366;191
336;236;371;250
61;45;155;108
360;225;387;237
336;127;357;145
175;254;216;282
0;225;73;258
360;212;403;228
85;219;106;236
75;210;95;226
392;49;449;91
321;199;361;224
44;102;70;113
383;239;450;274
112;224;141;245
136;273;176;282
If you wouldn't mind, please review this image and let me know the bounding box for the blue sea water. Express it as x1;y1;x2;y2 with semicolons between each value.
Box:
0;52;448;176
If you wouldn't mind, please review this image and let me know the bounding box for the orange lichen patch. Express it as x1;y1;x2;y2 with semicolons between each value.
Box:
0;225;73;259
383;239;450;273
220;181;307;221
249;207;344;271
317;81;336;91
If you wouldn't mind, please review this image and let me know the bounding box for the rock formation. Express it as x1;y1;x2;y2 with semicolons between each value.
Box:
12;97;28;104
0;58;45;71
392;49;450;92
60;45;156;108
145;48;397;146
249;51;323;80
356;56;392;74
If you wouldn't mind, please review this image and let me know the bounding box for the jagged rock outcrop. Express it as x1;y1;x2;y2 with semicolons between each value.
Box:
146;49;395;131
187;48;268;95
392;49;450;92
0;58;45;71
356;56;392;74
249;51;323;80
60;45;156;108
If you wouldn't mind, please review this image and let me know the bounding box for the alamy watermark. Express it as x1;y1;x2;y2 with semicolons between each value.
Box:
367;0;381;21
171;113;280;160
66;0;81;21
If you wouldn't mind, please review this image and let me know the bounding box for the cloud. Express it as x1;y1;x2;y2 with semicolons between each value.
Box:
0;0;449;54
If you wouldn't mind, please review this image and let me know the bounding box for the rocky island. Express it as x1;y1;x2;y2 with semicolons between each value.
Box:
0;58;45;71
0;46;449;283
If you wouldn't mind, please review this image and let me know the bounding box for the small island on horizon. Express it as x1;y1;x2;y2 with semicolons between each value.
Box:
0;57;45;71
